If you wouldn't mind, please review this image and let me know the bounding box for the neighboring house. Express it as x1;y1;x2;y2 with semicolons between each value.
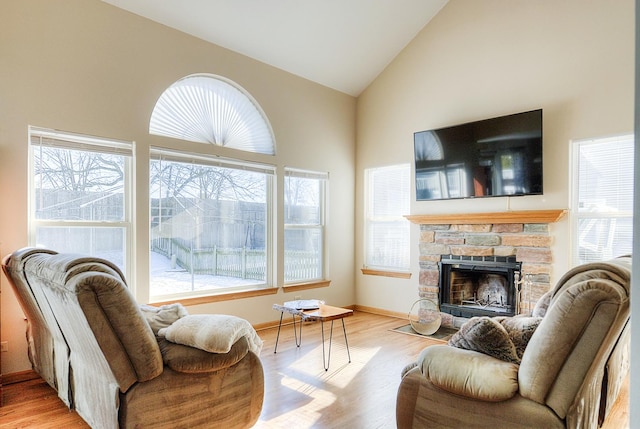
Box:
0;0;634;395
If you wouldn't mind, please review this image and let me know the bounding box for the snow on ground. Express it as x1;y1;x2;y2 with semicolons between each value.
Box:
149;251;259;295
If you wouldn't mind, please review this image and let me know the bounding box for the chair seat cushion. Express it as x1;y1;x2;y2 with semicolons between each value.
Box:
159;336;249;373
418;345;519;402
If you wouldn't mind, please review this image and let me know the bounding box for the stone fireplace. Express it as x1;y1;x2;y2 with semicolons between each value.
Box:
406;210;567;328
439;255;521;318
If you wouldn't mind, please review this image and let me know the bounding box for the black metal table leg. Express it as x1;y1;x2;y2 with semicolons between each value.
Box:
274;311;284;353
320;318;351;370
320;320;334;371
341;318;351;363
274;311;304;354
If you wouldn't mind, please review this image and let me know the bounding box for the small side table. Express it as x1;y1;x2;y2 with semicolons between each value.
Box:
273;302;353;371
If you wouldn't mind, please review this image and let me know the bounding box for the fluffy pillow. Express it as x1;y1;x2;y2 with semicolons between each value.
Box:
449;317;520;364
140;303;189;335
449;315;542;364
158;314;263;355
497;316;542;359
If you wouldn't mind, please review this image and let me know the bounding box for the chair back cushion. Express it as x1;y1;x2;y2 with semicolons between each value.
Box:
25;252;164;389
518;256;631;419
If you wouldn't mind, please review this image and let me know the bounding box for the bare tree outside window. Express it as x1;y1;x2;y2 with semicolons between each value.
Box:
34;146;125;221
29;128;132;274
149;156;271;298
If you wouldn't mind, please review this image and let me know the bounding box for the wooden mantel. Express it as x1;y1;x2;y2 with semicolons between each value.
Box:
404;209;567;225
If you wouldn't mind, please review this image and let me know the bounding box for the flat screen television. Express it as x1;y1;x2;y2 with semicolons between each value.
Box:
414;109;543;201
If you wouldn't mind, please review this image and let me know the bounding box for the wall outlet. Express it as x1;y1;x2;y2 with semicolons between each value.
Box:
294;295;302;301
1;341;8;352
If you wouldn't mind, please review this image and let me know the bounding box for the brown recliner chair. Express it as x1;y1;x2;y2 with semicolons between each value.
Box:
3;247;130;409
3;248;264;429
396;256;631;428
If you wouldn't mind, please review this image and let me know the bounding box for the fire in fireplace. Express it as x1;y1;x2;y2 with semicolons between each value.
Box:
439;255;522;318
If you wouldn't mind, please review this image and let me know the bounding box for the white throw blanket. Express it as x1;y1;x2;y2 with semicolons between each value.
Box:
140;303;189;334
158;314;263;356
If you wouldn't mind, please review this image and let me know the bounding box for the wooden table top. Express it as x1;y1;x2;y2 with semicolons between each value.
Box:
273;302;354;322
300;304;354;322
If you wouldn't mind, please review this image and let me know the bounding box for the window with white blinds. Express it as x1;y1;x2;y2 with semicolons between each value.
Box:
149;74;275;155
572;135;634;264
364;164;411;271
29;126;133;276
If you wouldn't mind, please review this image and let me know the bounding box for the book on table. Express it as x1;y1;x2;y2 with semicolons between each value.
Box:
284;299;322;310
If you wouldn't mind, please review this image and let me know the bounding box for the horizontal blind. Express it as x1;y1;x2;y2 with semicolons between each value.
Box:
30;126;133;155
573;135;634;264
368;164;410;218
365;164;410;270
284;167;329;180
150;147;275;175
576;136;634;213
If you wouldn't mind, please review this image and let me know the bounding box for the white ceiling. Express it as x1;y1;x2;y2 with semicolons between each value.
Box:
101;0;448;96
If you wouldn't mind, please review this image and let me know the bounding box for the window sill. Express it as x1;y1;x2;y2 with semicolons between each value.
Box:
361;268;412;279
150;287;278;307
150;281;331;307
282;280;331;292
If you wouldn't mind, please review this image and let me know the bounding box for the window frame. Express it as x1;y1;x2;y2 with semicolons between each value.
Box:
148;147;276;302
26;73;338;303
283;167;328;285
28;126;134;280
571;134;634;265
363;163;411;276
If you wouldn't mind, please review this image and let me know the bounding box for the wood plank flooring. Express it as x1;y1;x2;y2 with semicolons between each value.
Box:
0;311;630;428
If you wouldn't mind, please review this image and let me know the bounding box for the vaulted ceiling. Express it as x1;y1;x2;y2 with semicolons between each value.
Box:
101;0;448;96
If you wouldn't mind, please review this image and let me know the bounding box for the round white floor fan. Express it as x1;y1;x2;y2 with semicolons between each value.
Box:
408;299;442;335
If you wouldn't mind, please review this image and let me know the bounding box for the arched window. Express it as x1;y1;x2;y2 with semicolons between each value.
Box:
149;74;275;155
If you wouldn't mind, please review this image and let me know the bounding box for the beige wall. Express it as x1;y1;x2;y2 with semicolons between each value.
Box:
355;0;634;314
0;0;356;374
0;0;634;379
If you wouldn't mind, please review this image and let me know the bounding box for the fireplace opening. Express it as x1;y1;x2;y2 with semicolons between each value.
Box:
439;255;522;318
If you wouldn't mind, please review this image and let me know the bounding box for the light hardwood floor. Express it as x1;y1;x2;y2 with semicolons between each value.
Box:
0;311;630;428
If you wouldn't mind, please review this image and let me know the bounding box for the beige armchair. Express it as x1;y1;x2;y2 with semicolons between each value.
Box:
396;256;631;429
3;248;264;429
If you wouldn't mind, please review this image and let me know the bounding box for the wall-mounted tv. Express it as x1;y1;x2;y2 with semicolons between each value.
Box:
414;109;543;201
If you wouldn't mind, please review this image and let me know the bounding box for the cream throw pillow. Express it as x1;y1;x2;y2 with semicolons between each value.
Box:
158;314;263;355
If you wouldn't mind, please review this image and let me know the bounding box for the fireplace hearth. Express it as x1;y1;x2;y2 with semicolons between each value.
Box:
408;213;563;324
439;255;522;318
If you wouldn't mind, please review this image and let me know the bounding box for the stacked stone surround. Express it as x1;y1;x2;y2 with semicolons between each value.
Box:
418;222;553;327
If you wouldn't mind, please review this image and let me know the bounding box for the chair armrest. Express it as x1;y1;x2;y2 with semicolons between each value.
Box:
159;336;250;374
415;345;519;402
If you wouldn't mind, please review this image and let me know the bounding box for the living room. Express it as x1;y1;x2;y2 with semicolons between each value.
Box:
0;0;637;426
